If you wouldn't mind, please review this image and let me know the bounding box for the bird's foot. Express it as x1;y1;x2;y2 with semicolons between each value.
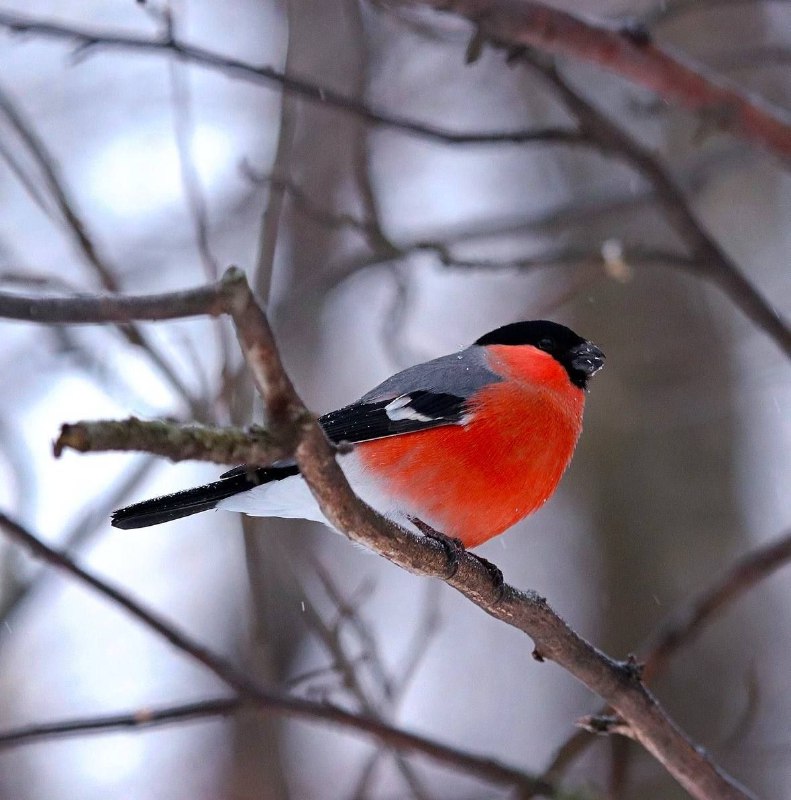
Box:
409;517;505;601
409;517;464;580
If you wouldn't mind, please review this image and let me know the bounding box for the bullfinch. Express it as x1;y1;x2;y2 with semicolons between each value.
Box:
112;320;604;548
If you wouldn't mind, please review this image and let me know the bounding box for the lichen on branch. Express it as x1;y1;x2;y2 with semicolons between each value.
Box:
54;417;287;467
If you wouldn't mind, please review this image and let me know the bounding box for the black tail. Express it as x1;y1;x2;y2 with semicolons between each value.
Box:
111;464;299;530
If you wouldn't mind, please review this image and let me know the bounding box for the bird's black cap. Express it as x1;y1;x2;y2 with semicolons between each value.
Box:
475;320;605;389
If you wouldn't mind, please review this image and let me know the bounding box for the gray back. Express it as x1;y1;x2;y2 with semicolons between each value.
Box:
360;345;501;403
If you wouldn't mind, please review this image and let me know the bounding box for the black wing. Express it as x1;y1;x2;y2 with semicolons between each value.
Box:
112;391;468;529
319;390;468;444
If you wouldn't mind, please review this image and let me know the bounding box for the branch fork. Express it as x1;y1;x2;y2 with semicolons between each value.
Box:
0;266;759;800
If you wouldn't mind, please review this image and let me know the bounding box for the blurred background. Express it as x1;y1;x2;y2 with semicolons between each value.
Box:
0;1;789;798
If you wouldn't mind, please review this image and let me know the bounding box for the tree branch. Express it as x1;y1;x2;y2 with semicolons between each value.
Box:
399;0;791;162
54;417;288;467
0;276;226;323
642;528;791;682
520;56;791;358
546;528;791;781
0;511;554;798
0;79;203;415
0;269;755;800
0;10;584;149
0;697;243;748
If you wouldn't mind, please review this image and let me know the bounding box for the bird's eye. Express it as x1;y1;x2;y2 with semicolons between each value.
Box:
537;337;554;351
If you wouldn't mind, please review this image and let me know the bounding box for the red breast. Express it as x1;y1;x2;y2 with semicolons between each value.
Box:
357;345;585;547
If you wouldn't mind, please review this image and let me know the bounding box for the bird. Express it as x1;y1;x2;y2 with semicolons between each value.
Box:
111;320;604;550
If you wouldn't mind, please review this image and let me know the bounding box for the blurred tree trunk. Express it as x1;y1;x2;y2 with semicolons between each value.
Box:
564;6;778;795
223;1;375;797
573;273;750;798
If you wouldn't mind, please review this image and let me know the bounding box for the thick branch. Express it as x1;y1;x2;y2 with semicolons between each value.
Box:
1;269;756;800
295;440;756;800
0;10;583;149
5;7;785;159
0;279;225;323
402;0;791;162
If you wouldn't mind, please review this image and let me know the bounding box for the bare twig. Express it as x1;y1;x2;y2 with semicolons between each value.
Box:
0;80;118;291
168;46;221;282
0;457;154;629
0;10;585;149
351;580;442;800
393;582;442;703
293;566;432;799
521;56;791;358
0;698;244;748
399;0;791;161
641;528;791;682
0;79;202;413
167;38;233;417
0;136;59;221
243;167;397;254
0;510;554;797
311;560;397;702
438;244;697;274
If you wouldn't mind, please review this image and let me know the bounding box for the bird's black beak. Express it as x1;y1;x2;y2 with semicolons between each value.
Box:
570;341;605;377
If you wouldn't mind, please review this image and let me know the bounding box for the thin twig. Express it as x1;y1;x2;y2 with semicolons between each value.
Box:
0;698;244;748
521;56;791;358
292;565;432;799
351;580;443;800
0;10;585;149
0;510;554;797
0;457;155;630
439;245;697;274
545;528;791;782
0;80;118;292
167;38;233;417
0;136;59;221
311;560;396;702
400;0;791;161
167;34;221;282
641;528;791;682
243;167;396;253
0;79;203;414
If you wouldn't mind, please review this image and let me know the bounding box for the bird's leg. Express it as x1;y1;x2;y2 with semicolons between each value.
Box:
408;516;464;580
408;517;505;600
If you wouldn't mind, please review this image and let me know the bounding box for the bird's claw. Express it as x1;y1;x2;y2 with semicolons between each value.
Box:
409;517;463;580
409;517;505;600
